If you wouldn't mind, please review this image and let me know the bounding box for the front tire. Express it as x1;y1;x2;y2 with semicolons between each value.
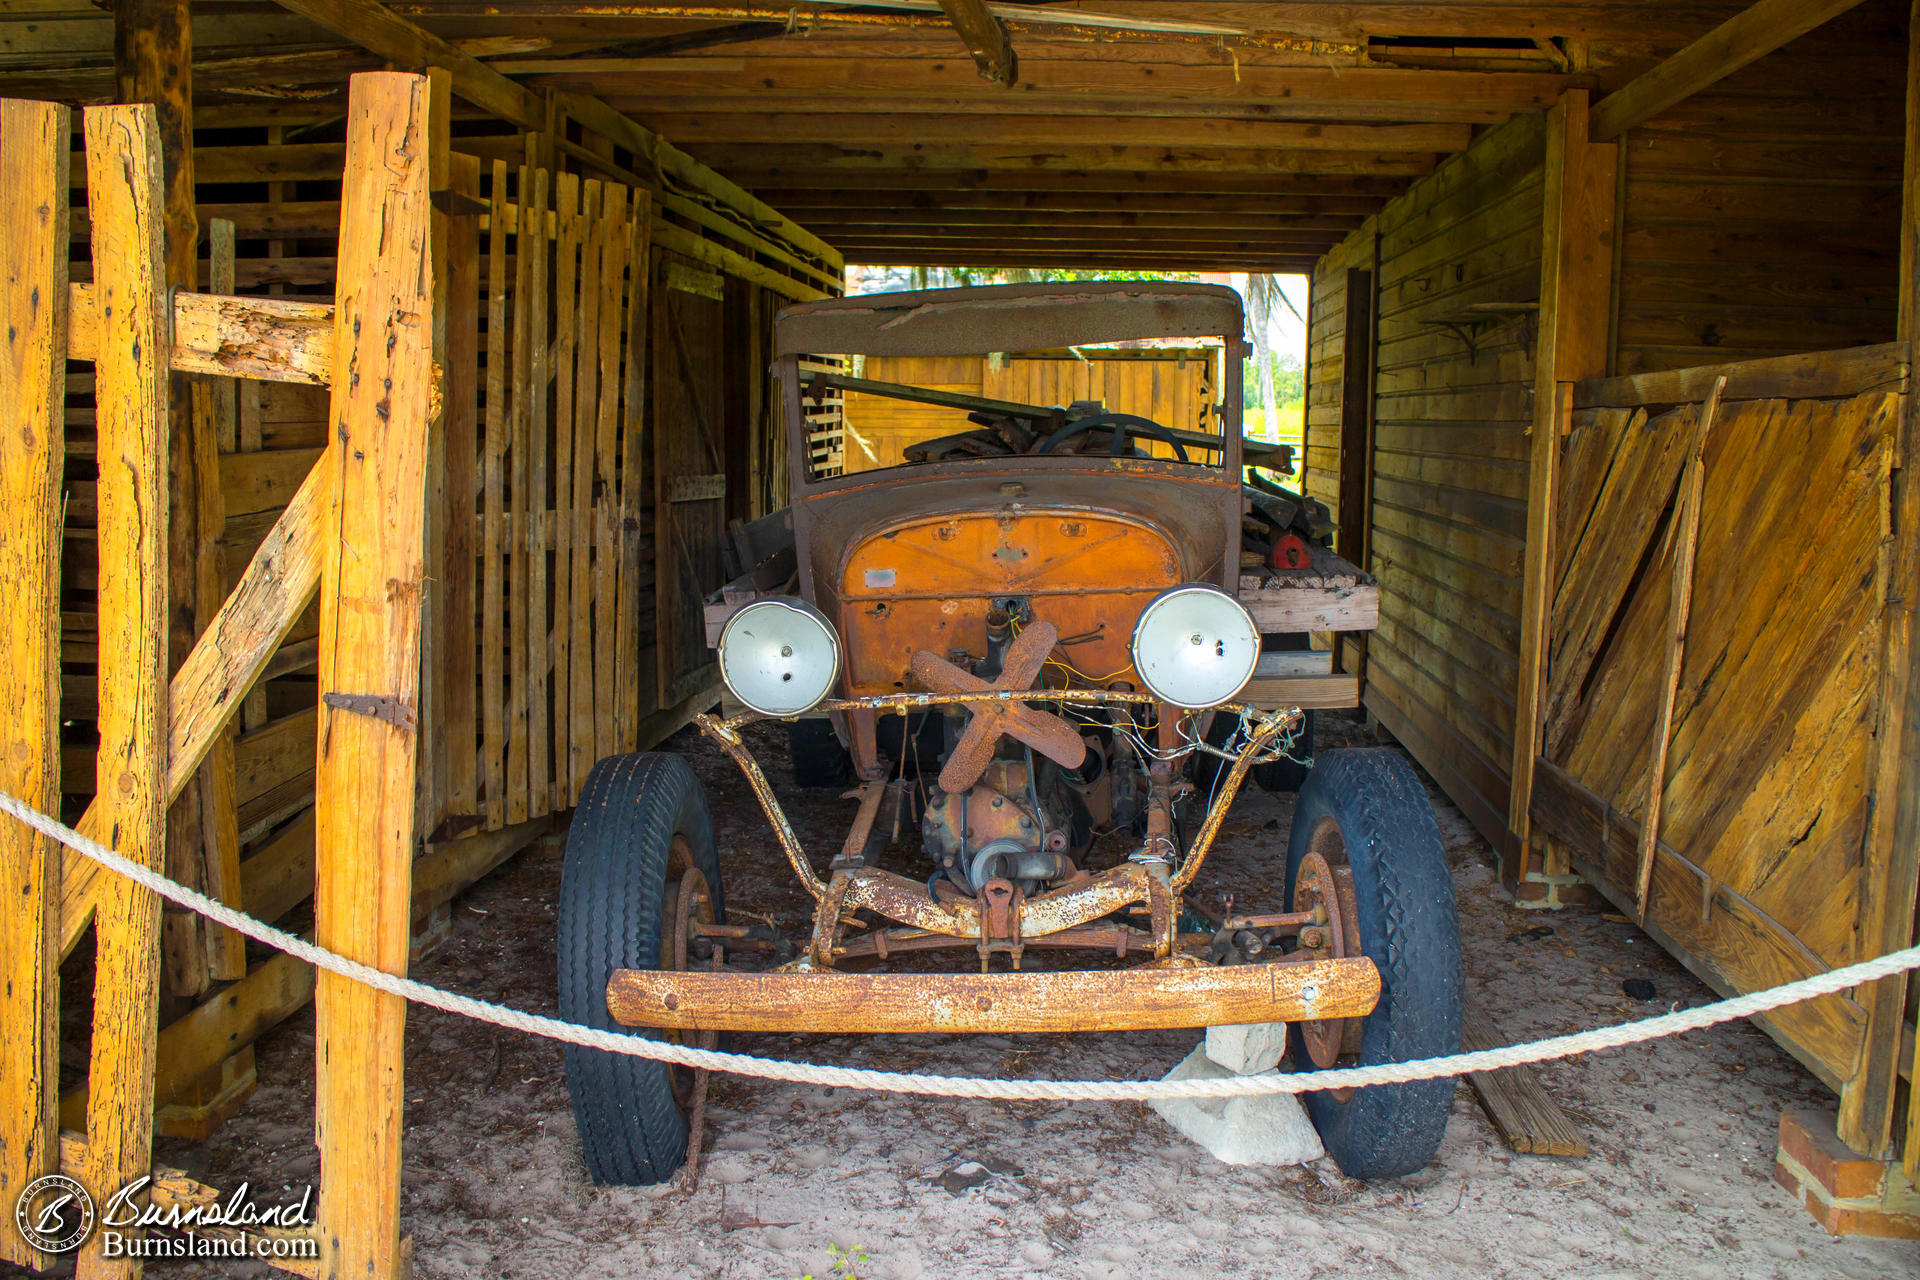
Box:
1285;748;1461;1179
559;753;726;1185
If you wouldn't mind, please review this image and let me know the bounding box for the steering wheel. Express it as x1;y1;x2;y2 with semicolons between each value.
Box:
1034;412;1190;463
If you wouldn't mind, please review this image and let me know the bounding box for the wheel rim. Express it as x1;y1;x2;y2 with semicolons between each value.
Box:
660;838;719;1110
1295;817;1363;1098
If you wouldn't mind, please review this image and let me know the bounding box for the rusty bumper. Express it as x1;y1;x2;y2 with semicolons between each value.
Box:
605;956;1379;1035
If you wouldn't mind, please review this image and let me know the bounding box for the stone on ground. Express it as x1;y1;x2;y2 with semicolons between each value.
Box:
1205;1021;1288;1075
1149;1045;1324;1166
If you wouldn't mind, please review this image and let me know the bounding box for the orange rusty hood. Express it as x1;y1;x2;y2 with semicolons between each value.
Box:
794;462;1236;695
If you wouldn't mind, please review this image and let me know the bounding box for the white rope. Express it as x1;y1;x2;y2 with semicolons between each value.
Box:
8;787;1915;1102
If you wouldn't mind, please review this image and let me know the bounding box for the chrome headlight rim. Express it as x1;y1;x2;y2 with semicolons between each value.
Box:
717;595;843;718
1128;583;1262;710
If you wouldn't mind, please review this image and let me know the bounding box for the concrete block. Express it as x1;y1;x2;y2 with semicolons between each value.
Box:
1205;1021;1288;1076
1149;1046;1324;1167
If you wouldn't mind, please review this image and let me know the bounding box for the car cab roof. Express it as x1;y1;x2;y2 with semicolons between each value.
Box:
772;281;1245;359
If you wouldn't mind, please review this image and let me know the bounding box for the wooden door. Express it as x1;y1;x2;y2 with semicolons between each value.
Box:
652;252;729;708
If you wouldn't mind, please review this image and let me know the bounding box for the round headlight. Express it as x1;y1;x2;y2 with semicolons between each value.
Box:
718;597;842;717
1130;584;1261;709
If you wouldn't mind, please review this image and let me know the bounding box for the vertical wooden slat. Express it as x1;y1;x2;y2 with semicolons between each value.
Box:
549;171;580;807
313;71;435;1280
208;218;237;453
614;196;652;752
525;164;552;817
416;66;452;843
571;180;605;788
197;216;245;984
593;186;628;765
1632;377;1723;921
445;152;482;820
77;102;171;1280
1507;88;1619;874
506;163;533;826
482;159;509;830
0;96;68;1273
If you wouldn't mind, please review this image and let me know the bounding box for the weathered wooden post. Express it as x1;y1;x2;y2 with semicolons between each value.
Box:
0;96;71;1272
311;70;437;1280
78;101;174;1280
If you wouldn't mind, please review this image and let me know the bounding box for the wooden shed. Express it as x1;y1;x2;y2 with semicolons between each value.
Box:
2;0;1919;1274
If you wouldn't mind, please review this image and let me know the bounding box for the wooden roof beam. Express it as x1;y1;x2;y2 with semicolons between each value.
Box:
1590;0;1868;140
935;0;1017;88
730;170;1410;196
692;142;1438;176
581;62;1584;123
638;112;1471;153
265;0;841;267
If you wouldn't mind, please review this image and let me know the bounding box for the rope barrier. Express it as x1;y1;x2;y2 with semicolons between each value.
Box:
7;787;1916;1102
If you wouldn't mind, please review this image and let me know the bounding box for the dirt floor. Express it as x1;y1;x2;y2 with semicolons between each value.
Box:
23;712;1920;1279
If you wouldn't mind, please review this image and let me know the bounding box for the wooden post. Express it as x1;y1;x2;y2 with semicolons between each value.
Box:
0;97;69;1272
444;151;482;821
1632;376;1724;921
1506;89;1618;883
115;0;223;1003
312;71;436;1280
1842;0;1920;1167
77;102;172;1280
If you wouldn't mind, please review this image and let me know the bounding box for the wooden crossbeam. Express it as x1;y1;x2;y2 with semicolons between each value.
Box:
640;111;1474;153
67;284;334;384
1590;0;1870;140
0;96;68;1274
680;142;1439;176
728;169;1411;196
586;61;1580;121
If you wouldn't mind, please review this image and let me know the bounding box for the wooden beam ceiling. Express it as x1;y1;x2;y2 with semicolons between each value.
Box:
4;0;1861;273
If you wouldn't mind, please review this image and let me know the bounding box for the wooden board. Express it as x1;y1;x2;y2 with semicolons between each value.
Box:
1462;1006;1588;1157
0;95;67;1271
607;959;1381;1034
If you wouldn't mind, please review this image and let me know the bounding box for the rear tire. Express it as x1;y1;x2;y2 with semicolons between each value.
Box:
1285;748;1461;1180
559;753;725;1185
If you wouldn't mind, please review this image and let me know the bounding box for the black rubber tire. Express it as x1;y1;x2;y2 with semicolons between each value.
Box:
788;718;853;788
559;752;726;1186
1285;748;1462;1180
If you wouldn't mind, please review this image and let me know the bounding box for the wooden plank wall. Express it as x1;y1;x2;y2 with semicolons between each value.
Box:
1304;236;1369;528
1610;5;1905;374
1534;377;1899;1093
1313;113;1546;854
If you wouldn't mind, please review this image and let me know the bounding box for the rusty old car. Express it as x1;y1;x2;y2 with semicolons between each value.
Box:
557;282;1462;1187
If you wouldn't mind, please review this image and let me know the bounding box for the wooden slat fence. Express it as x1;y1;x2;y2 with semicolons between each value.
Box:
456;160;656;834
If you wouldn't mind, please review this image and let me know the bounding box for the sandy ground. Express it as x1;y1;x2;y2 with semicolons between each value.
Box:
18;712;1918;1280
